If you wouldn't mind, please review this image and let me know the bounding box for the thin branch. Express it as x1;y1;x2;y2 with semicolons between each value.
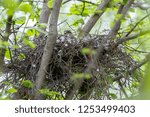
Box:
118;80;128;98
18;15;30;43
134;1;150;10
126;45;150;54
125;14;150;37
114;53;150;82
37;0;51;38
80;2;85;16
115;30;150;46
108;0;135;37
78;0;111;38
63;0;98;5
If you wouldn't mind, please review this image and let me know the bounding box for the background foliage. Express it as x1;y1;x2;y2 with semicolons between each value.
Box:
0;0;150;100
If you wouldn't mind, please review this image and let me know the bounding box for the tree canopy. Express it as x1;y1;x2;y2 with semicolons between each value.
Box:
0;0;150;100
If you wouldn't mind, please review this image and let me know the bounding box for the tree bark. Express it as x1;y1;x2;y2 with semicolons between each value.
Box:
79;0;111;38
0;0;23;72
108;0;135;37
34;0;63;99
37;0;51;38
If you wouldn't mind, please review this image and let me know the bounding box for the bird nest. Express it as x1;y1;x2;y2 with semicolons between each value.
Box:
2;33;142;99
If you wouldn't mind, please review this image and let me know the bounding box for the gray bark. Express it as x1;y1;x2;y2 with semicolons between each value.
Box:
34;0;63;99
38;0;51;38
79;0;111;38
108;0;135;37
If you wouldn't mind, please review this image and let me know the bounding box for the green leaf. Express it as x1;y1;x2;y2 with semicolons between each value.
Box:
47;0;54;9
3;81;13;86
110;93;117;99
115;14;122;21
12;45;19;49
18;3;32;14
0;20;4;28
81;48;91;54
123;0;128;5
23;37;36;48
7;88;17;94
140;30;150;36
15;16;26;24
72;18;84;27
5;49;12;60
6;9;15;16
110;21;115;29
22;80;34;88
0;41;9;48
37;23;47;29
140;58;150;99
129;8;135;13
33;27;48;35
27;27;46;36
131;82;139;88
71;73;91;80
39;89;60;97
95;10;103;14
81;48;96;55
69;3;92;17
18;53;26;60
27;29;35;36
1;0;19;15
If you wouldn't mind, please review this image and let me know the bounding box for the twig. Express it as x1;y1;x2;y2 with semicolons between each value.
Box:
63;0;98;5
19;15;30;43
125;14;150;37
115;30;150;46
114;53;150;81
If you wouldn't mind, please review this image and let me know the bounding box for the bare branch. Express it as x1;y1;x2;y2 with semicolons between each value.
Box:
115;30;150;46
134;1;150;10
63;0;98;5
125;14;150;37
78;0;111;38
118;80;128;98
114;53;150;82
38;0;51;38
108;0;135;37
34;0;63;99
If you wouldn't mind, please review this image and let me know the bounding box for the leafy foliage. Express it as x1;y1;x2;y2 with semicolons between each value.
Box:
0;0;150;100
22;80;34;89
6;88;17;94
39;89;63;100
18;3;32;14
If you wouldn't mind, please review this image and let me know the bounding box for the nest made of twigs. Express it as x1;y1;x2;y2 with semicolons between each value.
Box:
3;33;141;99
